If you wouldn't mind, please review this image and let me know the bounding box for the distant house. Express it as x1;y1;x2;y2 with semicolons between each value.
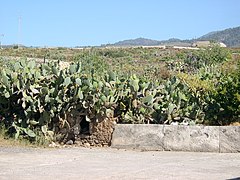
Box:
218;42;227;47
192;41;211;47
192;41;227;48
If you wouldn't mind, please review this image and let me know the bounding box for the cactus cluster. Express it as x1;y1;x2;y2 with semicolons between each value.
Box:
0;55;239;141
0;59;201;140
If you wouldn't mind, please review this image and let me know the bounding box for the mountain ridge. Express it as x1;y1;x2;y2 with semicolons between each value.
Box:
198;26;240;47
109;26;240;47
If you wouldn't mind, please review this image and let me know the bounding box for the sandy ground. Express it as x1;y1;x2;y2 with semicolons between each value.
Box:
0;146;240;180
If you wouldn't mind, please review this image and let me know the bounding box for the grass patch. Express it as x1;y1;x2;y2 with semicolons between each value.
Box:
0;127;50;148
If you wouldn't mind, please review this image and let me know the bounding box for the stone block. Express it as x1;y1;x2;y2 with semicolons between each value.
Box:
163;125;219;152
189;126;219;152
163;125;191;151
220;126;240;153
111;124;164;150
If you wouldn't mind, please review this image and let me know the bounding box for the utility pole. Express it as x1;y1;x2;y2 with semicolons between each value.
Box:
18;15;22;48
0;34;4;49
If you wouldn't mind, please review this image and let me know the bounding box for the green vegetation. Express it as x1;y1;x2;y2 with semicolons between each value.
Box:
0;46;239;143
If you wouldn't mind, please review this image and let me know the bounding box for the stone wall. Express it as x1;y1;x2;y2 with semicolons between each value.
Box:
55;111;116;147
111;124;240;153
75;118;116;147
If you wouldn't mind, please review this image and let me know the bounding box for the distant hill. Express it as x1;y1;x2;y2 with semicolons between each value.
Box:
113;38;161;46
109;26;240;47
158;38;193;47
198;26;240;47
2;44;26;48
111;37;192;47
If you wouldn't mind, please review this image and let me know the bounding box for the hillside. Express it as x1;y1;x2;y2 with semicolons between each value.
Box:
112;37;192;47
198;26;240;47
113;38;161;46
110;26;240;47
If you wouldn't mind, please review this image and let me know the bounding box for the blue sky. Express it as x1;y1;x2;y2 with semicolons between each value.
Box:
0;0;240;47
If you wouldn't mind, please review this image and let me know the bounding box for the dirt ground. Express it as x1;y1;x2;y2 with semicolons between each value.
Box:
0;146;240;180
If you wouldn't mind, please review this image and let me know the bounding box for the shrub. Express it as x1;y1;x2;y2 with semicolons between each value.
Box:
184;45;231;72
205;62;240;125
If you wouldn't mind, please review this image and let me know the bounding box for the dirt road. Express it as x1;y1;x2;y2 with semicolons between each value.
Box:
0;146;239;180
